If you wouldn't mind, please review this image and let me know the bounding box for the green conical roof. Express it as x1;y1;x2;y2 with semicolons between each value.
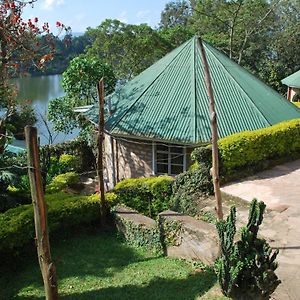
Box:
93;37;300;144
282;70;300;88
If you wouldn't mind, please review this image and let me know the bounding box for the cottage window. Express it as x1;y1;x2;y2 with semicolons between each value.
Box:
154;143;187;175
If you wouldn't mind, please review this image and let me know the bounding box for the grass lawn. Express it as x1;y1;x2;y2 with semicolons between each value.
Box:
0;228;227;300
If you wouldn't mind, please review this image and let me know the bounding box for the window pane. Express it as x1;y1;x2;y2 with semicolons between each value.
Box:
157;163;168;174
170;146;183;154
171;165;183;175
157;144;168;152
157;152;168;161
171;154;183;165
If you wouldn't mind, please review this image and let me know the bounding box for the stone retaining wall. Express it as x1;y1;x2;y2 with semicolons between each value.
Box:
113;206;218;265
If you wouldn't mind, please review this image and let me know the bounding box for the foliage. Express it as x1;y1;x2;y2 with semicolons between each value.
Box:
159;0;192;29
215;199;280;299
7;104;37;140
0;0;68;153
88;192;119;208
48;55;116;134
62;55;116;103
30;33;92;76
86;19;170;79
113;176;174;218
58;154;80;172
46;172;80;194
0;192;100;258
292;92;300;102
158;218;182;247
170;168;213;215
113;207;163;254
218;119;300;175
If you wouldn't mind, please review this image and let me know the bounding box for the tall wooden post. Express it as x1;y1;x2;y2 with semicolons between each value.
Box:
97;78;108;226
197;37;224;221
25;126;58;300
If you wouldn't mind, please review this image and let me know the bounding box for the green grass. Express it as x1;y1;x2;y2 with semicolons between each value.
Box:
0;229;220;300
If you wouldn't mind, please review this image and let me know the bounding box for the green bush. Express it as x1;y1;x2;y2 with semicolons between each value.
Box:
0;193;100;258
113;176;174;218
170;168;213;215
88;192;119;208
292;92;300;102
58;154;81;172
215;199;280;299
218;119;300;174
46;172;80;194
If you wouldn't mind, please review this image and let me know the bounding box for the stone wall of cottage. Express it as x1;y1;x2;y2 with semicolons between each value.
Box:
104;134;153;189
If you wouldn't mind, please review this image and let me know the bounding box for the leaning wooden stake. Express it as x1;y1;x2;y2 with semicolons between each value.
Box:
97;78;108;226
25;126;58;300
197;37;224;220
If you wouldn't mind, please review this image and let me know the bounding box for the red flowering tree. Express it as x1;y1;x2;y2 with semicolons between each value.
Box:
0;0;68;153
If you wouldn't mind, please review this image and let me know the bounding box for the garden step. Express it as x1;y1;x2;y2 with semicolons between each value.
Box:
159;210;218;265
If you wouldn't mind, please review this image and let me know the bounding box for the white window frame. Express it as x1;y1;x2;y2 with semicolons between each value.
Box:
152;142;187;176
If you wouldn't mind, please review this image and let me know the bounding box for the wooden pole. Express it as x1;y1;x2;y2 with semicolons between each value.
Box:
25;126;58;300
197;37;224;221
97;78;108;226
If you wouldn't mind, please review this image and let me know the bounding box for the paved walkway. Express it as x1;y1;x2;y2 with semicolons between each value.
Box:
221;160;300;300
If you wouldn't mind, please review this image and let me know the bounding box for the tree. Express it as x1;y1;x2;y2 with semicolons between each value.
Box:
190;0;279;69
0;0;68;153
48;55;116;134
159;0;192;29
86;19;170;80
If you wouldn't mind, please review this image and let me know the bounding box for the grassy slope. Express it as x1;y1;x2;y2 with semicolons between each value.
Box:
0;229;226;300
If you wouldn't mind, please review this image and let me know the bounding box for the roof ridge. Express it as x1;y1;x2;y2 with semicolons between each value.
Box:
109;39;192;132
202;42;271;126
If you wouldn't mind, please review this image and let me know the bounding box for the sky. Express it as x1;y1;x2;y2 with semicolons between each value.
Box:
23;0;171;33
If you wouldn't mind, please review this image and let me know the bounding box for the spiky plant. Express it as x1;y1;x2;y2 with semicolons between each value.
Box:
215;199;281;300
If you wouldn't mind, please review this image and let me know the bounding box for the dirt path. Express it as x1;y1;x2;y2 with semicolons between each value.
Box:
221;160;300;300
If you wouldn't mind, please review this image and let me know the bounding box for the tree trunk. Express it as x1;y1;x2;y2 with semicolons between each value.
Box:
197;37;223;221
25;126;58;300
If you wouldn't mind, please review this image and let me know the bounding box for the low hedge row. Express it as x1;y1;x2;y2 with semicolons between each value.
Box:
218;118;300;174
0;193;100;258
192;119;300;178
113;176;174;218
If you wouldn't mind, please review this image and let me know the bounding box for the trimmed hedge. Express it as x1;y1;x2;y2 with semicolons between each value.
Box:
191;119;300;179
113;176;174;218
218;118;300;174
0;193;100;258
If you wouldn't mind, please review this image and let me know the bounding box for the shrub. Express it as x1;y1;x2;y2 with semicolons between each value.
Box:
58;154;81;172
0;193;100;258
88;192;119;208
113;176;174;218
46;172;80;194
218;119;300;175
170;168;213;215
215;199;280;300
292;92;300;102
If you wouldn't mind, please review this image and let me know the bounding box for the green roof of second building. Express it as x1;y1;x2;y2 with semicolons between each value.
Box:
89;37;300;144
282;70;300;88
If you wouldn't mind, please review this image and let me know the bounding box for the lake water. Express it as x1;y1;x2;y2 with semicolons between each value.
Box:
13;74;79;148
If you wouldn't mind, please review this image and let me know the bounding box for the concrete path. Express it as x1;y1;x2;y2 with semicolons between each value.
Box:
221;160;300;300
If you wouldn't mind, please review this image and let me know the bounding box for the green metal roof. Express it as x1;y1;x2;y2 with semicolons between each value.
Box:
282;70;300;88
88;36;300;144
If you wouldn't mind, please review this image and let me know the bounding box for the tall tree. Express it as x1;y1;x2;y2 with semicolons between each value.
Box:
86;19;170;80
190;0;279;69
48;55;116;134
159;0;193;29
